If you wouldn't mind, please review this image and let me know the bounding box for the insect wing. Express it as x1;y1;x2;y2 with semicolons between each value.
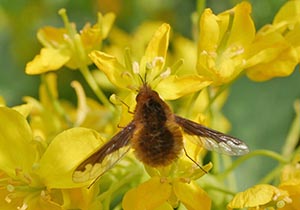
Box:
175;115;249;156
73;122;135;183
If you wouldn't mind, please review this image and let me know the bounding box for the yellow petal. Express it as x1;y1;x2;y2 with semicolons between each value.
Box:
36;127;103;188
155;75;212;100
61;187;100;210
144;23;170;64
89;50;132;89
227;184;289;209
198;8;220;52
0;107;36;176
273;0;300;25
280;180;300;210
247;47;297;81
285;23;300;62
80;23;102;52
12;103;33;118
173;181;211;210
140;23;170;76
80;13;115;53
101;12;116;39
26;193;62;210
226;1;255;47
37;26;67;47
25;48;71;75
122;177;172;210
153;202;173;210
172;36;197;75
245;29;298;81
197;2;255;85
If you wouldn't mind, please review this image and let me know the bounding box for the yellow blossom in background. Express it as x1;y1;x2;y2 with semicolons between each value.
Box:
170;35;198;76
244;0;300;81
90;23;211;101
197;2;255;85
23;73;113;141
227;184;292;210
279;180;300;210
197;0;300;84
228;154;300;210
25;9;115;74
278;154;300;210
107;21;165;62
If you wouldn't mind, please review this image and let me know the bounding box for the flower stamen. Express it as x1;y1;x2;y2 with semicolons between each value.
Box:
160;67;171;79
17;203;28;210
132;61;140;74
152;56;164;67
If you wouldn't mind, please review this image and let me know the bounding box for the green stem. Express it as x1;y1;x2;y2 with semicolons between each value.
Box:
222;155;237;191
79;65;114;111
204;84;229;114
197;0;206;14
216;150;289;179
281;99;300;157
184;91;201;118
59;10;114;112
258;164;283;184
41;74;73;126
204;183;236;196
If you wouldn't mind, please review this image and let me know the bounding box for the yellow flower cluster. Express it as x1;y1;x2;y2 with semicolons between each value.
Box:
228;154;300;210
0;1;299;210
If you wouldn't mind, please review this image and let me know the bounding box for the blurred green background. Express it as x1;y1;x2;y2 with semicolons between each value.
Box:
0;0;299;189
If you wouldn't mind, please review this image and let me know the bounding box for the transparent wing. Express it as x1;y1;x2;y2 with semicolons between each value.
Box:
175;115;249;156
73;121;135;183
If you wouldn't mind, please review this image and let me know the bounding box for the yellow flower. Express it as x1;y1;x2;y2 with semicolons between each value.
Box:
25;9;115;74
122;161;212;210
278;154;300;210
227;184;292;210
197;1;300;83
272;0;300;63
90;23;211;100
280;154;300;183
0;106;107;209
197;2;255;85
170;35;198;76
24;73;113;141
244;0;300;81
279;180;300;210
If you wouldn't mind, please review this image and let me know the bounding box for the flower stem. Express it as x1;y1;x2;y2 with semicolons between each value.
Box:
79;65;114;111
216;150;289;178
205;184;236;196
258;164;282;184
41;74;73;126
281;99;300;157
197;0;206;14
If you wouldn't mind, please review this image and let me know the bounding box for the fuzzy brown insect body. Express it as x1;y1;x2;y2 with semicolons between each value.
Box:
131;85;183;167
73;84;249;183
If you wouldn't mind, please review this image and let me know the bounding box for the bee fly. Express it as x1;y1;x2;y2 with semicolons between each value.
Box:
73;84;249;183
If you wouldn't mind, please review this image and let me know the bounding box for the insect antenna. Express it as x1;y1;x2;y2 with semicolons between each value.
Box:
183;147;207;174
136;71;149;86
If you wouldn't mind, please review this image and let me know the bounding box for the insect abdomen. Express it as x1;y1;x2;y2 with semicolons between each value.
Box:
131;122;183;167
